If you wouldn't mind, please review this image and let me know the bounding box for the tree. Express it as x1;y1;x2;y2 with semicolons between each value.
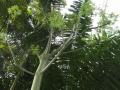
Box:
0;0;82;90
1;0;120;90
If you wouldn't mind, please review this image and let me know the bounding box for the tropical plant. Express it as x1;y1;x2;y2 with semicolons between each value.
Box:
0;0;120;90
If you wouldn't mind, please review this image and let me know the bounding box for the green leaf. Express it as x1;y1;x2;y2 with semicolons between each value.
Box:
30;45;40;55
8;5;22;20
49;11;64;28
0;44;5;48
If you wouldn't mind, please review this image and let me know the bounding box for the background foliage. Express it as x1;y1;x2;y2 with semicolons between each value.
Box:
0;0;120;90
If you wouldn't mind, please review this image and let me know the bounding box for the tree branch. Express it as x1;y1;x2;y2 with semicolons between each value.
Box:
10;72;21;90
89;23;110;30
6;35;34;75
40;26;76;73
62;48;81;54
14;64;34;75
44;29;53;54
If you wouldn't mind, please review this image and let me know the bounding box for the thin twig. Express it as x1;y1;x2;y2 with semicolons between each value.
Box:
44;29;53;54
62;48;81;54
14;64;34;75
10;72;21;90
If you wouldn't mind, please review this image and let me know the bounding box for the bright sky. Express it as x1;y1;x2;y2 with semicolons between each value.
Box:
63;0;120;15
92;0;120;14
61;0;120;33
61;0;75;14
61;0;120;36
92;0;120;29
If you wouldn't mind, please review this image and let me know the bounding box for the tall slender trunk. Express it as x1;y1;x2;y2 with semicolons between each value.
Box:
31;55;48;90
31;64;43;90
30;27;74;90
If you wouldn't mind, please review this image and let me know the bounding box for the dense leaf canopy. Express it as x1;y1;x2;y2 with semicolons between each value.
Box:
0;0;120;90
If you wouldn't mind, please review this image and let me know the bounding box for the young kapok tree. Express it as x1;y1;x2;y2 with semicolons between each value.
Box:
0;0;94;90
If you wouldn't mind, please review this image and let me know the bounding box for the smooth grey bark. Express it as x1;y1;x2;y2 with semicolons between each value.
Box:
31;54;49;90
31;29;53;90
31;63;44;90
30;27;75;90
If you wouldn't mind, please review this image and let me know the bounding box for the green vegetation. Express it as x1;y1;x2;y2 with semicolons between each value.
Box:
0;0;120;90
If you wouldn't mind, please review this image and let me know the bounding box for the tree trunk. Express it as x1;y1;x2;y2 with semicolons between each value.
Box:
31;55;48;90
31;65;43;90
30;27;74;90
